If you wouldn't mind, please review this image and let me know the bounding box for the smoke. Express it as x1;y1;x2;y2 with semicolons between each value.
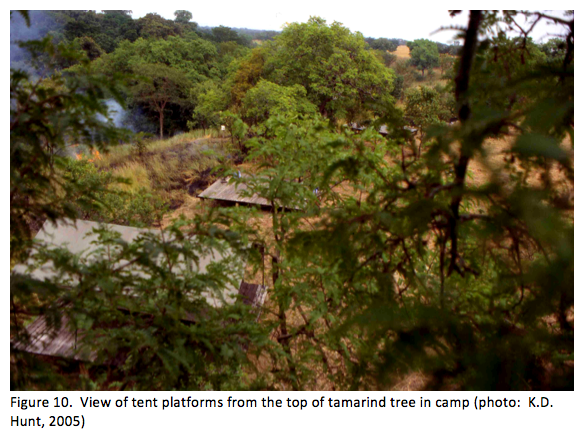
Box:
98;100;159;135
10;11;61;70
123;105;158;135
11;11;156;138
103;99;128;129
93;99;134;134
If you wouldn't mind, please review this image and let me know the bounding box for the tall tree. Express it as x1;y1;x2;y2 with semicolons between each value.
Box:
97;36;220;83
212;25;249;46
230;48;266;106
137;13;181;39
266;17;396;119
130;63;190;138
174;10;193;24
241;79;317;128
189;80;228;133
408;38;440;76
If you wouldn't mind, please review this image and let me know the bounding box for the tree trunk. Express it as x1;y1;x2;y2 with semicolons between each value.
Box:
158;101;167;140
159;110;164;140
319;99;328;117
447;10;482;276
272;251;299;390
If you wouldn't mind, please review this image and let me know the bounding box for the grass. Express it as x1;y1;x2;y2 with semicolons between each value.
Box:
111;161;151;193
93;130;224;169
87;129;237;217
392;45;411;58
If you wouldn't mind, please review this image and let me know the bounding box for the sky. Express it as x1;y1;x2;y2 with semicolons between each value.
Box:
128;3;570;44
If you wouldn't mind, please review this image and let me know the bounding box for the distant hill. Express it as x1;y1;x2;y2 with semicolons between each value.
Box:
198;26;281;42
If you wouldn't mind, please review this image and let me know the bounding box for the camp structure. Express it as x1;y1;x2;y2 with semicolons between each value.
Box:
11;219;267;362
198;175;296;210
199;175;271;207
349;123;417;136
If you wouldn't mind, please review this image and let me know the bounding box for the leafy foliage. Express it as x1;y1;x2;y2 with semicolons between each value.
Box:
404;85;454;135
408;39;440;76
57;10;139;53
62;159;165;226
229;48;266;106
365;37;399;53
10;36;130;259
265;17;396;120
189;80;229;133
174;10;193;24
241;80;317;129
129;63;191;138
97;36;220;83
211;25;251;46
12;216;266;390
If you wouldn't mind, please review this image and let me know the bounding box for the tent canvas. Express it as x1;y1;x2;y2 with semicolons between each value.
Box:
12;219;244;307
11;219;266;361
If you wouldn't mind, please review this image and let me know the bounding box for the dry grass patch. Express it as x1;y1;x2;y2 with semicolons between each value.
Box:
392;45;411;58
111;161;151;193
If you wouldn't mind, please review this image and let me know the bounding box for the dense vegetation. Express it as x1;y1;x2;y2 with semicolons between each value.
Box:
11;10;573;390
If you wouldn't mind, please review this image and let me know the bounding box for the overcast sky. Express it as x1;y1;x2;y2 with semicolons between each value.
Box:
129;3;569;44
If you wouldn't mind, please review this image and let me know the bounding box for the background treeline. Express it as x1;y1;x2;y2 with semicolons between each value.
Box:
8;10;452;138
10;10;566;140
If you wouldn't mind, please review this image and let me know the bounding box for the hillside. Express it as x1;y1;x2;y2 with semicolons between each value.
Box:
391;45;411;58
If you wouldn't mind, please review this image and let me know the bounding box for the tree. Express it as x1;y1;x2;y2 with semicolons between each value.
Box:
217;41;250;77
129;63;191;139
439;54;455;77
74;36;105;61
97;36;220;83
212;25;249;46
234;115;344;389
241;80;317;128
230;48;266;106
174;10;193;24
137;13;181;39
365;37;399;52
467;35;547;112
54;10;139;53
266;17;396;119
404;85;448;132
408;38;440;76
89;34;221;135
189;80;229;133
540;38;567;60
